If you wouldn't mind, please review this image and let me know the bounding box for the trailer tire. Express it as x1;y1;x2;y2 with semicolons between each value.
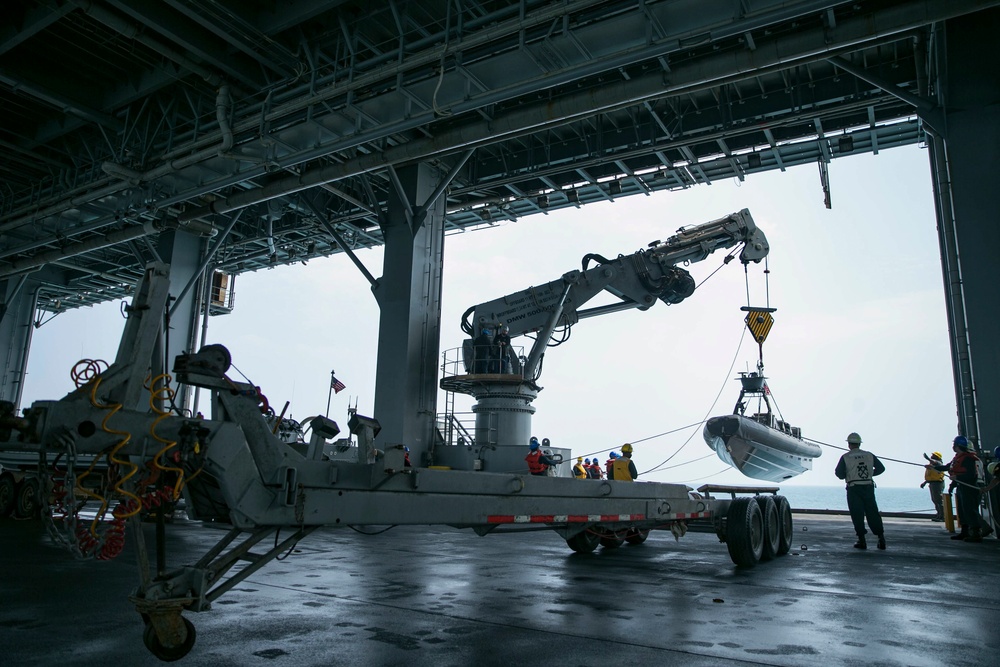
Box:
0;473;16;518
726;497;763;567
14;477;41;519
757;496;780;561
566;530;600;553
625;528;649;545
599;534;625;549
774;495;793;555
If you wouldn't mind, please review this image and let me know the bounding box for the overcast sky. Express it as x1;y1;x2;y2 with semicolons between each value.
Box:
21;144;954;489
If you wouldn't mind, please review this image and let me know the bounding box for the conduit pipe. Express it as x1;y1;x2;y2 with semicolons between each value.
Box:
0;0;883;231
180;0;965;223
0;221;159;279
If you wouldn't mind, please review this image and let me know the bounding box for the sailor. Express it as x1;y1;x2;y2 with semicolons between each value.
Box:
573;457;588;479
587;458;602;479
613;443;639;482
543;447;557;477
834;432;886;550
930;436;985;542
473;327;494;373
493;324;513;373
921;451;946;521
605;451;618;480
404;446;412;468
525;438;557;476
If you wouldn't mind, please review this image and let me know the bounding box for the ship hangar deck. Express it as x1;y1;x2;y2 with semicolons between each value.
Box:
2;514;996;667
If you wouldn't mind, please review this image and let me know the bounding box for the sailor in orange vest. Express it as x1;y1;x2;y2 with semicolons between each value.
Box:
588;458;603;479
612;443;639;482
525;437;556;476
605;452;618;480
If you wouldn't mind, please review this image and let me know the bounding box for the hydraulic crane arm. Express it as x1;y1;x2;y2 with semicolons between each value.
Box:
461;209;768;379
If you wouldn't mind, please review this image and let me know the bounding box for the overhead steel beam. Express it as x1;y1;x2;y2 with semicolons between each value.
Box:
0;1;75;55
0;67;124;131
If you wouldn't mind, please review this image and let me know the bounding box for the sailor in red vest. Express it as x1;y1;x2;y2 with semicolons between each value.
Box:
525;437;555;476
605;451;618;480
588;458;602;479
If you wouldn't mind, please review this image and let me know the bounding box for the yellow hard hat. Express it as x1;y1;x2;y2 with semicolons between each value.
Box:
621;443;633;454
931;451;943;460
577;457;583;462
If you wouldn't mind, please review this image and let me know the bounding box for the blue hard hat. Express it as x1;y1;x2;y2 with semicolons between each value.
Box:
584;458;590;464
530;442;539;450
404;446;410;452
954;435;970;448
993;446;1000;460
482;328;492;336
609;452;618;458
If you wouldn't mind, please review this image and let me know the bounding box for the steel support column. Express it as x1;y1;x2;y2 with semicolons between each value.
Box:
371;164;446;459
0;276;37;408
933;11;1000;448
157;230;206;412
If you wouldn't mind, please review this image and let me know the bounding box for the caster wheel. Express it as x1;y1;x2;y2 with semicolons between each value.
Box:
143;617;196;662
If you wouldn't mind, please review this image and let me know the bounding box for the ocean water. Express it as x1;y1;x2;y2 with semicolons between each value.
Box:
777;485;937;514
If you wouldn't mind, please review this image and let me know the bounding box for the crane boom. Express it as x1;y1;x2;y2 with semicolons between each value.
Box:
461;209;768;379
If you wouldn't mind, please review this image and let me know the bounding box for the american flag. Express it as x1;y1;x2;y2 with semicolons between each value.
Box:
331;375;346;394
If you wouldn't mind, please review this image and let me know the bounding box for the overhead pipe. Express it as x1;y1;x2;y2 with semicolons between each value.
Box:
0;221;160;279
0;0;863;231
180;0;966;223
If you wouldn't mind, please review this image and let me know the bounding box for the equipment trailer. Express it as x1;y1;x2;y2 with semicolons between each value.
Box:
0;214;792;661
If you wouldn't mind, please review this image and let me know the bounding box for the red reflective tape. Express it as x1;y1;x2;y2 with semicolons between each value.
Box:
487;516;514;523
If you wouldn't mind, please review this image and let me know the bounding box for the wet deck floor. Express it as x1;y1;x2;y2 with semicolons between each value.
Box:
2;514;998;666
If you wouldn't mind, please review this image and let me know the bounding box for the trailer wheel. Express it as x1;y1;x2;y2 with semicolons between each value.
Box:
14;478;41;519
566;530;600;553
625;528;649;545
756;496;780;561
774;495;793;555
726;497;763;567
0;473;15;518
143;617;196;662
599;533;625;549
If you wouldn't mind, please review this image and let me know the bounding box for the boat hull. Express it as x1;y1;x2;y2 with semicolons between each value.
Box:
703;415;822;482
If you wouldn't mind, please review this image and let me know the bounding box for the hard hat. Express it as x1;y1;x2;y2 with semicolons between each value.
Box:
931;451;943;461
953;435;970;449
543;449;552;456
988;461;999;476
582;458;588;463
404;446;410;452
530;436;539;443
993;446;1000;460
577;457;583;462
609;452;618;459
500;324;509;334
621;443;633;454
846;432;862;445
482;328;492;336
530;441;539;451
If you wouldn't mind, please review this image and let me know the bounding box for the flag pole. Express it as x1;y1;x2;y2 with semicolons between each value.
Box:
325;369;335;418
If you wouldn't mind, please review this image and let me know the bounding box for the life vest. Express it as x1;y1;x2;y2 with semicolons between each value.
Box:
589;463;602;479
605;458;616;480
924;466;945;483
613;457;634;482
950;451;985;486
525;450;546;474
573;463;587;479
842;449;876;485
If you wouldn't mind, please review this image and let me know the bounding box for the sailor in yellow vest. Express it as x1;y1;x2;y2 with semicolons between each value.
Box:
573;457;588;479
612;443;639;482
921;451;946;522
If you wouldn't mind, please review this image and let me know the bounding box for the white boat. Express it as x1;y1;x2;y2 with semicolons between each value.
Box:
703;369;821;482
